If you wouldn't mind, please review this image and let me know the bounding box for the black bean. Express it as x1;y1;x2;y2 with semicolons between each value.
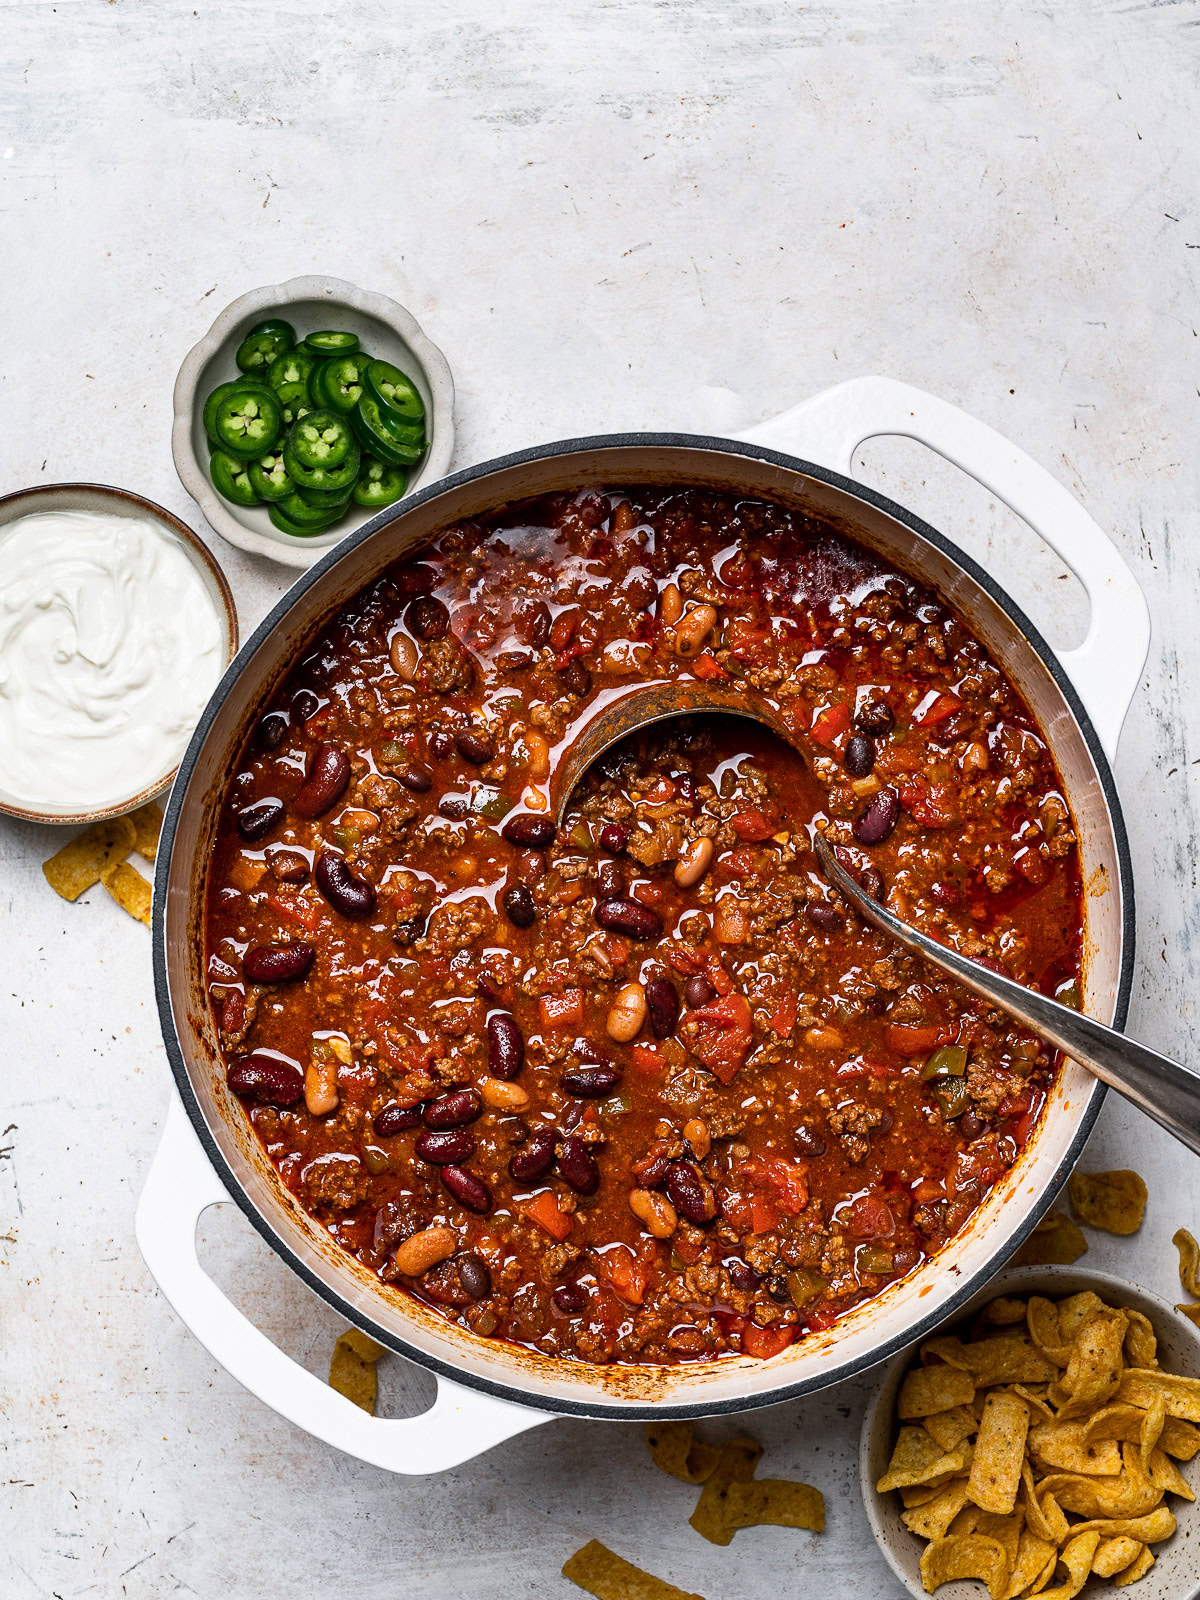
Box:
559;659;591;697
595;897;663;942
664;1159;716;1224
423;1089;481;1129
257;710;289;751
415;1128;476;1164
844;734;876;778
598;823;629;854
314;851;376;918
456;1252;492;1300
227;1055;303;1107
374;1103;422;1137
408;594;449;640
793;1123;827;1157
291;686;321;723
441;1165;492;1214
243;942;315;984
767;1274;792;1303
514;598;551;647
455;729;494;765
501;883;537;929
509;1126;557;1182
596;860;625;899
553;1282;587;1313
645;977;680;1039
428;727;454;759
684;975;715;1009
487;1012;524;1079
394;763;433;793
727;1258;759;1292
959;1109;986;1139
556;1135;600;1195
853;787;899;845
805;900;841;932
855;698;895;736
501;813;557;849
292;743;351;819
438;793;470;820
237;797;284;842
560;1063;622;1097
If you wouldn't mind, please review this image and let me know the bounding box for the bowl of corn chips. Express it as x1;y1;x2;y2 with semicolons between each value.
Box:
862;1267;1200;1600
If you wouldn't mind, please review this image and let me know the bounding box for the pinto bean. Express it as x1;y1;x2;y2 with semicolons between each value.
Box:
314;851;376;918
523;730;550;781
243;942;314;984
713;896;748;944
674;836;714;888
423;1089;482;1129
375;1103;423;1137
659;582;683;626
683;1118;711;1160
561;1063;622;1097
487;1012;524;1079
389;631;419;680
595;897;663;942
501;813;557;849
480;1079;530;1111
455;728;495;765
671;603;718;658
415;1128;476;1164
408;594;449;640
456;1252;492;1300
237;797;284;841
556;1135;600;1195
226;1055;304;1106
292;744;351;819
629;1188;677;1238
645;977;680;1039
853;787;899;845
393;1225;457;1277
508;1126;557;1182
664;1159;717;1224
500;882;537;929
605;982;647;1043
305;1056;339;1116
441;1165;492;1213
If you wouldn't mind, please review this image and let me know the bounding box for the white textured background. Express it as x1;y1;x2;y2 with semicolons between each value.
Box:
2;2;1199;1595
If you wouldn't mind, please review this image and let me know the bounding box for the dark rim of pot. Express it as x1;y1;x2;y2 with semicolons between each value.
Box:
153;432;1135;1423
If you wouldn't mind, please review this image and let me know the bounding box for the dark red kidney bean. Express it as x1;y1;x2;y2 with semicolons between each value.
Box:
806;900;841;932
438;793;470;820
501;882;537;928
853;787;899;845
441;1165;492;1213
315;851;376;918
553;1281;587;1313
676;772;698;810
559;659;591;697
237;797;284;841
514;598;551;647
243;942;315;984
560;1063;622;1097
727;1258;759;1292
645;977;680;1039
291;686;321;723
844;734;876;777
861;866;885;902
415;1128;476;1164
595;897;663;942
428;727;454;758
455;729;494;765
631;1145;670;1187
487;1012;524;1079
684;974;715;1009
793;1123;827;1157
374;1103;422;1137
855;698;896;736
501;813;557;849
408;594;449;640
227;1054;303;1107
394;762;433;793
596;860;625;899
456;1252;492;1300
423;1089;481;1129
556;1135;600;1195
509;1126;557;1182
665;1159;716;1224
257;710;289;751
930;880;961;907
519;851;546;885
292;743;351;819
598;823;629;854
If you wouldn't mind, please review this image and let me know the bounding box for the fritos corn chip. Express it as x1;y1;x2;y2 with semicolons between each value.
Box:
43;816;136;902
1067;1171;1147;1236
645;1421;719;1484
920;1532;1009;1600
128;800;164;861
329;1333;378;1413
1174;1227;1200;1297
900;1364;976;1419
688;1438;761;1545
968;1393;1030;1514
562;1541;704;1600
1010;1214;1087;1268
723;1478;825;1533
101;859;152;925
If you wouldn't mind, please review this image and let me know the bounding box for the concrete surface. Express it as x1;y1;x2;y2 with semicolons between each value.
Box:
2;1;1199;1595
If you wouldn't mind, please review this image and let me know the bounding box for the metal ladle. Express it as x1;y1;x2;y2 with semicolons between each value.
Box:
551;681;1200;1159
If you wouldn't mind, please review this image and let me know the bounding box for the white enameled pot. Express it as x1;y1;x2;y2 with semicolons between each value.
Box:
138;377;1149;1474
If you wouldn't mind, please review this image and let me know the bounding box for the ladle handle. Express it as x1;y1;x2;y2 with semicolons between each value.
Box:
818;843;1200;1159
740;376;1149;762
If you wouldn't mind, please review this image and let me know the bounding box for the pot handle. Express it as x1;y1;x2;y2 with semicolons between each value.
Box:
136;1093;551;1474
739;376;1149;761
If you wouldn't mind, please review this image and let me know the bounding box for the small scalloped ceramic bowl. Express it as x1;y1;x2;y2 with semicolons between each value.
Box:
171;275;455;570
860;1265;1200;1600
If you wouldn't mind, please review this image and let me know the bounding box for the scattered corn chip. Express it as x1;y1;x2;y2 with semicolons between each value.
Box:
340;1327;386;1362
981;1296;1029;1326
688;1438;761;1546
1010;1213;1087;1268
42;816;136;902
1118;1367;1200;1424
329;1333;377;1413
1027;1298;1069;1367
645;1421;719;1484
900;1364;976;1419
1059;1309;1126;1411
101;859;152;925
1027;1420;1120;1477
1139;1395;1166;1475
1068;1170;1147;1235
1123;1310;1158;1371
723;1478;825;1533
919;1532;1008;1600
1174;1228;1200;1298
562;1541;704;1600
128;800;164;861
1064;1506;1176;1542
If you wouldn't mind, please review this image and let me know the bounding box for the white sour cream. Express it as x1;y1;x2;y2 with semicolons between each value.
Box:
0;509;225;809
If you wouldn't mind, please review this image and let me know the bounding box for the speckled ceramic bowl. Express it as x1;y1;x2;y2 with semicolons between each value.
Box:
171;275;455;570
861;1265;1200;1600
0;483;238;826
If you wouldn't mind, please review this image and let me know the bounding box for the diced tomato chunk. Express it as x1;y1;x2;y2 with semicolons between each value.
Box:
522;1190;573;1241
704;958;733;996
538;989;585;1029
884;1022;949;1057
911;690;962;727
729;808;775;842
597;1244;652;1305
767;992;797;1036
810;702;851;747
741;1322;797;1359
668;946;704;976
630;1042;664;1073
692;650;728;682
267;893;321;930
845;1193;895;1239
899;776;959;828
685;992;753;1083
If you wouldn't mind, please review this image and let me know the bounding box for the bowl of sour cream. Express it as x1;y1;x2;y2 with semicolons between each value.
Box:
0;485;238;824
